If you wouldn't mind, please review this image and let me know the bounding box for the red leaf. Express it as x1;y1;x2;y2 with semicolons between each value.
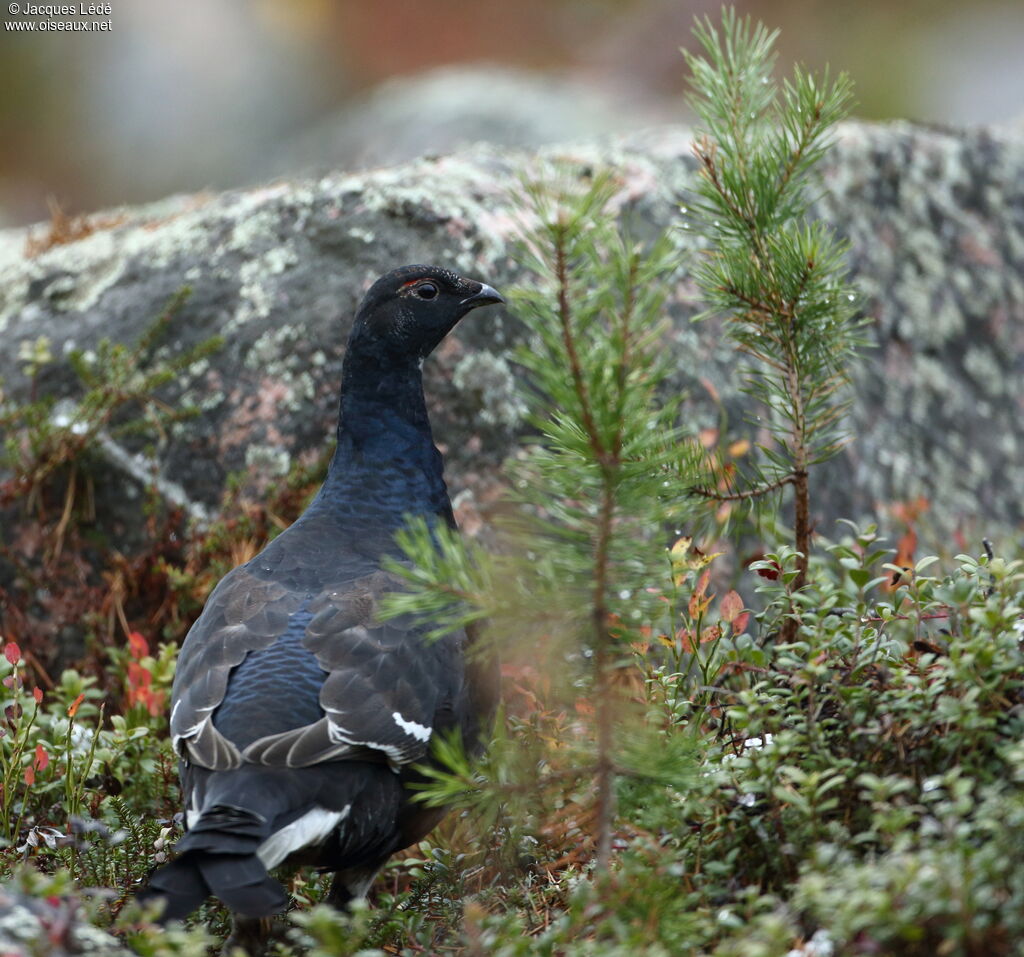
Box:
127;662;151;691
142;689;167;718
720;590;744;624
32;687;42;704
4;642;20;666
732;611;750;634
34;743;48;771
756;562;781;581
23;766;34;786
128;632;149;660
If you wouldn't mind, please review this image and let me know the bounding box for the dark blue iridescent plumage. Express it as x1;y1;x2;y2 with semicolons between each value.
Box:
143;267;503;941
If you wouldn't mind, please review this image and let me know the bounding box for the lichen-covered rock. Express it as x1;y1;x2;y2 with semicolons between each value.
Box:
0;121;1022;548
0;885;131;956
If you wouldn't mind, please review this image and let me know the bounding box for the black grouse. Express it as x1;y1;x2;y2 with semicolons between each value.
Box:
143;265;503;941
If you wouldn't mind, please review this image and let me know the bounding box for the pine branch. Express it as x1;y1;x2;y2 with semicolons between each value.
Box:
691;473;796;502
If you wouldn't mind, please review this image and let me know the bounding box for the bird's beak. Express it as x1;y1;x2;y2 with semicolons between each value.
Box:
460;283;505;310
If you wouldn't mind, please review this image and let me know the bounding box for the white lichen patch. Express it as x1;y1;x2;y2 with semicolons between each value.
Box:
452;351;527;429
0;903;43;944
348;226;376;244
246;325;302;372
231;244;300;329
245;443;292;478
284;370;318;412
963;345;1007;396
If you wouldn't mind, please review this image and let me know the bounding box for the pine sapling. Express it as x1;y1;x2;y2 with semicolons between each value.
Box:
684;9;863;607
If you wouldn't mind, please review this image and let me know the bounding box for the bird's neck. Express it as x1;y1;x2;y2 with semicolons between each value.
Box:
309;357;453;529
338;355;432;435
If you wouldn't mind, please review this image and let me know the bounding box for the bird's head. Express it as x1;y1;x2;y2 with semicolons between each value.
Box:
346;265;504;366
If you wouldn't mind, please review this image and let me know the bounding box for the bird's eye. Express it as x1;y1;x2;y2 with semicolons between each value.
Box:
416;282;438;301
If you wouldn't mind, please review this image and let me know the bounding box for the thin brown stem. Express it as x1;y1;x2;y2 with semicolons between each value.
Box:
552;218;624;874
772;100;824;207
592;480;617;873
553;228;608;465
781;260;815;590
691;472;796;502
50;467;77;561
612;254;639;461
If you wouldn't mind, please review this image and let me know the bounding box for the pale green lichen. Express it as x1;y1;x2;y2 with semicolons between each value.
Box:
231;243;300;330
244;442;292;478
451;351;526;429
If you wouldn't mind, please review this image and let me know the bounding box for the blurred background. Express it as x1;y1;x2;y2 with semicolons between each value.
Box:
1;0;1022;228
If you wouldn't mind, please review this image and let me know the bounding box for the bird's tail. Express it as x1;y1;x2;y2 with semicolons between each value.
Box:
140;804;288;921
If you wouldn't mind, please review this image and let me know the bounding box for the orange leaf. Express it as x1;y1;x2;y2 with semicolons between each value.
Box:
67;692;85;718
728;439;750;458
688;569;714;618
720;590;744;624
890;496;930;525
894;527;917;568
700;625;721;644
23;766;34;786
688;592;713;619
886;528;917;592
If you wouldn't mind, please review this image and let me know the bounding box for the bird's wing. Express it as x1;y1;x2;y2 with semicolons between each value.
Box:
170;567;307;769
243;569;462;769
170;564;464;772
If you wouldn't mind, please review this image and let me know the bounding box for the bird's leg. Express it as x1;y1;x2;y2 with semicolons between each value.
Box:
223;914;273;956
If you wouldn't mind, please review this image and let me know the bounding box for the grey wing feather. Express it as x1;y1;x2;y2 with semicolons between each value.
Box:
170;568;305;769
172;563;463;772
245;618;459;768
